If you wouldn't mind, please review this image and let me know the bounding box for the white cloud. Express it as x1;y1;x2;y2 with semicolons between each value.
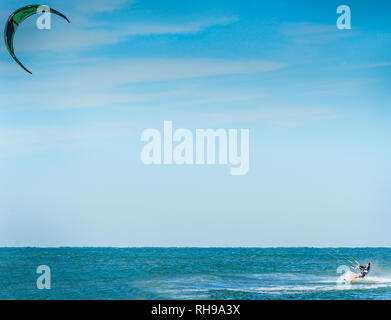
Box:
281;22;337;36
122;17;237;36
0;90;192;110
14;17;237;52
1;57;284;91
180;106;343;127
0;122;138;157
50;58;285;89
280;22;358;43
1;57;284;109
342;61;391;70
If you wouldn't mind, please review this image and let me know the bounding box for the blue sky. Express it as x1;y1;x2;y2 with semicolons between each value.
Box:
0;0;390;247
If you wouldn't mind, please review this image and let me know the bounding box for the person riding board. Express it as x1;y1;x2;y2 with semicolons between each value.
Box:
350;262;371;282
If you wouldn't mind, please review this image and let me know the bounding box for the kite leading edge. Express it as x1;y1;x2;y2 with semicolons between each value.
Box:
4;5;70;74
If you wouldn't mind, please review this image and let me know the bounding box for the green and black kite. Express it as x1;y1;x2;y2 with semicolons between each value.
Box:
4;5;70;74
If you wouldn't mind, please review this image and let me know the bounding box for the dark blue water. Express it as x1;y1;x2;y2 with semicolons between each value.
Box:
1;248;390;300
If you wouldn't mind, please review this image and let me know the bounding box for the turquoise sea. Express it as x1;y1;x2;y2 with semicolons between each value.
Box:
1;248;390;300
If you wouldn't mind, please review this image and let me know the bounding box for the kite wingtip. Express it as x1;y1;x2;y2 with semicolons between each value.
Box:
63;15;70;23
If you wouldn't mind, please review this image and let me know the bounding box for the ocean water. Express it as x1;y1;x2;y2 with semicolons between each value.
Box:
0;248;390;300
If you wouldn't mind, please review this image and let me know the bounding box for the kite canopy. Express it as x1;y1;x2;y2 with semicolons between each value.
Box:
4;5;70;74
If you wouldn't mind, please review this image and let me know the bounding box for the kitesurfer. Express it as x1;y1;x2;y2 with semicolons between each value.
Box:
350;262;371;282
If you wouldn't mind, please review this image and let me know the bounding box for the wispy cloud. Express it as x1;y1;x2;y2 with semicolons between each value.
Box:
121;16;237;35
180;106;343;127
2;57;285;85
341;61;391;70
1;58;284;109
281;22;337;36
15;17;237;52
274;77;379;96
280;22;358;43
58;58;284;87
0;121;138;157
0;90;190;110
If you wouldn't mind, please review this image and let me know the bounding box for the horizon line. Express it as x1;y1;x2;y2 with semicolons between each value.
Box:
0;246;389;249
